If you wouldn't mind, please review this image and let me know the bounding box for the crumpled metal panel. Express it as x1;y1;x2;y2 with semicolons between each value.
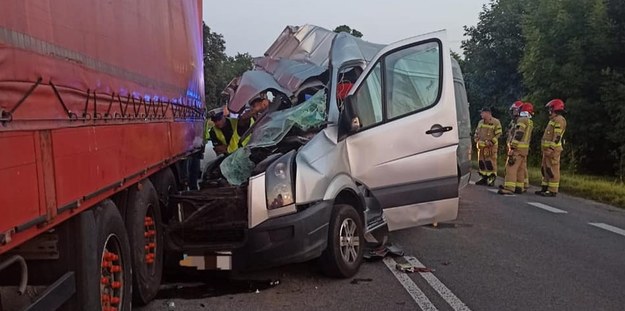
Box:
263;25;336;67
254;57;326;93
228;70;292;113
228;25;384;113
330;32;385;67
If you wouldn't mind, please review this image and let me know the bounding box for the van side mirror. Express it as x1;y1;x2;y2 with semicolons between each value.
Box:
338;95;361;139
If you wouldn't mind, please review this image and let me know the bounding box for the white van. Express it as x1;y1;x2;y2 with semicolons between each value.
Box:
171;25;467;278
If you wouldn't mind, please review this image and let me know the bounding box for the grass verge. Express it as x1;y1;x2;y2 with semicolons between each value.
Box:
472;160;625;209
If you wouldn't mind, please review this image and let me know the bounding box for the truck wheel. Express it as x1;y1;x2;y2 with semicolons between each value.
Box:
150;168;177;222
320;204;364;278
94;200;132;311
125;180;163;305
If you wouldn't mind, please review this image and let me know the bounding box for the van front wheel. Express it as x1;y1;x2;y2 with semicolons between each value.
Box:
320;204;364;278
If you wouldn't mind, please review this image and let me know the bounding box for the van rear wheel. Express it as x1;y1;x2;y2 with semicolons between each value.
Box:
320;204;364;278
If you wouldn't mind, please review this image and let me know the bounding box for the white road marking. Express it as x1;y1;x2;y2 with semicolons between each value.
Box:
383;257;438;311
469;181;476;185
589;223;625;237
527;202;568;214
405;256;472;311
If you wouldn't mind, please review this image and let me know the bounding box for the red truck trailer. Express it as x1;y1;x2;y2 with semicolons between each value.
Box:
0;1;205;310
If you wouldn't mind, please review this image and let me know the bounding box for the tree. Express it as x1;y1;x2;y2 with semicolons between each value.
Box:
333;25;363;38
203;23;253;109
461;0;527;128
203;22;227;109
521;0;613;174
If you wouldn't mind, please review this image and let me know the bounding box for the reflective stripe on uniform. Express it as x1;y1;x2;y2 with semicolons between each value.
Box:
548;182;560;188
504;181;516;188
213;127;228;146
479;124;496;129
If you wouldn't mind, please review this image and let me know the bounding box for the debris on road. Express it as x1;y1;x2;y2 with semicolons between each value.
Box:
393;256;435;273
364;243;405;261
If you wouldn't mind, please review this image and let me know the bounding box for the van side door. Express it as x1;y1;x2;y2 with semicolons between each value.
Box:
341;31;459;231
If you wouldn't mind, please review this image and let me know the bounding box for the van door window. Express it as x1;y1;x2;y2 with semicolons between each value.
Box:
384;42;441;119
351;63;382;128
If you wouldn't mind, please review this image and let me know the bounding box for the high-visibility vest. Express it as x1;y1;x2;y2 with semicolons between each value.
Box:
212;118;255;154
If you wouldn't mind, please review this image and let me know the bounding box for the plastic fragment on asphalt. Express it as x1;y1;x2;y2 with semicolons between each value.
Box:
396;262;434;273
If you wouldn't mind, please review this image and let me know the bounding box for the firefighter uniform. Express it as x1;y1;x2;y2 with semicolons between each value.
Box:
506;119;529;190
540;115;567;194
474;117;502;184
500;115;533;194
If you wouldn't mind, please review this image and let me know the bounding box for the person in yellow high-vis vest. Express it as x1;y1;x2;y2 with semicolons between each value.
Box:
208;111;254;155
499;102;534;195
536;99;567;197
474;107;503;186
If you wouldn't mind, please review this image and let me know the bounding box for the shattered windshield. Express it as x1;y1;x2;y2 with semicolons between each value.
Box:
247;89;327;148
220;90;327;185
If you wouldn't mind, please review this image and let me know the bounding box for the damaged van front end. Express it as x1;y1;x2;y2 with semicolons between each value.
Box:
164;24;465;278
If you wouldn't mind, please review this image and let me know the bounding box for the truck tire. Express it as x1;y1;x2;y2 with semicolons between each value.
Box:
125;180;163;305
94;200;133;311
320;204;364;278
150;167;183;272
150;167;177;222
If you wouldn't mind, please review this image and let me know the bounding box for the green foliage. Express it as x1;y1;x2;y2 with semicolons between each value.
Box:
203;23;253;109
461;0;527;128
333;25;364;38
464;0;625;177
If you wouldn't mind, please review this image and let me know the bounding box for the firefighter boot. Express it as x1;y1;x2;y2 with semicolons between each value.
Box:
487;174;497;187
514;187;524;194
535;186;548;195
475;175;488;186
540;190;557;197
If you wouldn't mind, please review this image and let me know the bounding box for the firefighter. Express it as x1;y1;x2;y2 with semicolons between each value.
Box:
474;107;503;186
536;99;567;197
499;102;534;195
500;100;530;191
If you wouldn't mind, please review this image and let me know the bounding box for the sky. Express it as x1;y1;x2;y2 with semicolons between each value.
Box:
202;0;490;57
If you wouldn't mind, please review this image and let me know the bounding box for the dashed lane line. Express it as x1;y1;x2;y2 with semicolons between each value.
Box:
527;202;568;214
404;256;472;311
383;257;438;311
589;223;625;237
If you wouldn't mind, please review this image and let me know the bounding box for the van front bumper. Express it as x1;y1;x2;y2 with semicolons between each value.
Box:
232;200;333;271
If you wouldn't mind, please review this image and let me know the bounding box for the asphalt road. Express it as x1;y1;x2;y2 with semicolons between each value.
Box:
139;174;625;311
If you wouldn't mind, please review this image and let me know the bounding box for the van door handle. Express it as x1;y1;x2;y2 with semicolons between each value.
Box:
426;125;453;136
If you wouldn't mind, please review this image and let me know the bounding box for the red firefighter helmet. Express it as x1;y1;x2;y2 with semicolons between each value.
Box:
520;102;534;115
546;99;565;111
510;100;524;111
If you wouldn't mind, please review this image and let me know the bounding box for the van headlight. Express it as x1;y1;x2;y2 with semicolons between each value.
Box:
266;150;296;210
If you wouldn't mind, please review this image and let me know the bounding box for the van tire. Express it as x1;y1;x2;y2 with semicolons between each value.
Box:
125;180;163;305
320;204;364;278
94;200;133;311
